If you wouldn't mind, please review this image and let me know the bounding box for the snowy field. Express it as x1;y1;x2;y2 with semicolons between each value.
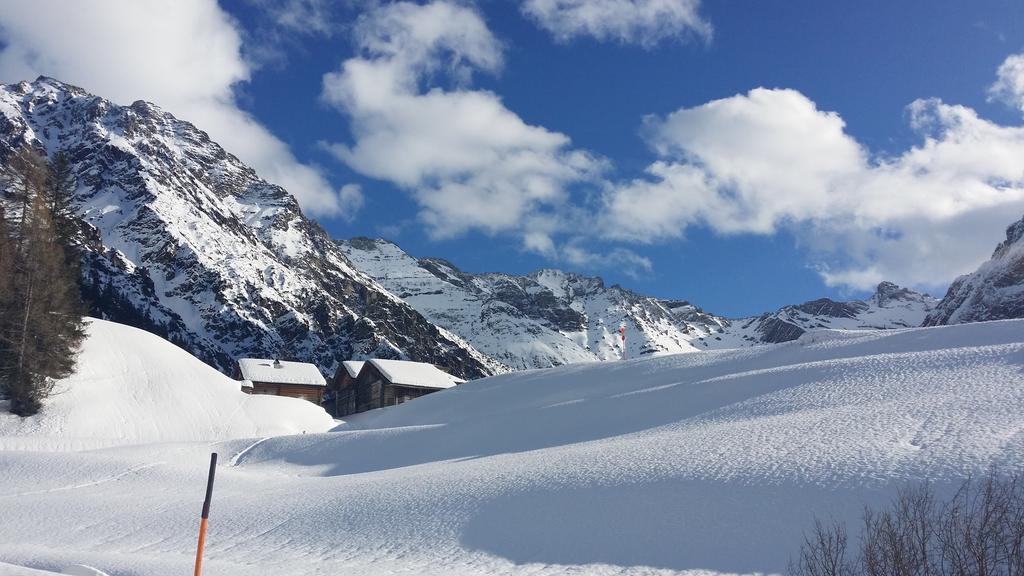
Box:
1;319;1023;575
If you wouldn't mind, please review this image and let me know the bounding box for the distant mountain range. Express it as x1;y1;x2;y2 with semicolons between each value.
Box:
0;77;1019;377
341;237;939;368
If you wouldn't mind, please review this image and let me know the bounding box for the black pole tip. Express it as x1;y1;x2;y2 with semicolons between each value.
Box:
201;452;218;519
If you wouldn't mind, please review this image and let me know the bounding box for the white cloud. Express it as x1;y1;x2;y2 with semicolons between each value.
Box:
321;0;604;248
561;242;653;278
338;183;365;221
238;0;336;69
521;0;711;47
252;0;337;37
601;88;1024;290
322;5;1024;289
989;53;1024;114
0;0;348;217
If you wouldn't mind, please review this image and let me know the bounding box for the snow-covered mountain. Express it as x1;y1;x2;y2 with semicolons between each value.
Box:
924;213;1024;326
715;281;938;348
340;238;730;369
340;238;935;368
0;77;500;379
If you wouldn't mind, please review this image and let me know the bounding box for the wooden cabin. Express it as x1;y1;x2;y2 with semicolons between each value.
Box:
331;359;463;417
329;360;364;417
233;358;327;404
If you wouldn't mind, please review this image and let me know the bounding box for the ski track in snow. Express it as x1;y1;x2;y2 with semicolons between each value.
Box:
0;461;165;500
1;319;1023;575
229;437;270;467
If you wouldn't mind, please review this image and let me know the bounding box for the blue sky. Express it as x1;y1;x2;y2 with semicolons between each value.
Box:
1;0;1024;317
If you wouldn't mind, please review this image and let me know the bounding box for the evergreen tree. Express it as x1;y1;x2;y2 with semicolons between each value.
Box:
3;147;48;242
47;151;78;250
0;147;86;416
0;207;16;404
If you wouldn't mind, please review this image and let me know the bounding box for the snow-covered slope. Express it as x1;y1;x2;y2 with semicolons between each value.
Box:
0;77;499;379
0;320;1021;575
341;237;729;369
925;213;1024;325
710;281;938;348
0;318;334;451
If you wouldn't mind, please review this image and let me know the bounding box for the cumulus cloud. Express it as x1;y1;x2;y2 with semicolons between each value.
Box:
321;0;604;247
521;0;711;47
601;88;1024;290
989;53;1024;114
0;0;348;217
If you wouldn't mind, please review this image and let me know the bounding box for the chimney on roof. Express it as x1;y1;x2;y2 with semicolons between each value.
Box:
273;359;282;368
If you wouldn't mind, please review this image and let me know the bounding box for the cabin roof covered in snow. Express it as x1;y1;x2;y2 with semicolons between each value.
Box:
342;360;365;378
236;358;326;386
368;359;460;389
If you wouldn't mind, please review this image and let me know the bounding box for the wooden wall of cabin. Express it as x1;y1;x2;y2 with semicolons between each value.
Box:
331;371;358;417
382;384;435;407
354;364;386;414
252;382;324;404
335;389;357;417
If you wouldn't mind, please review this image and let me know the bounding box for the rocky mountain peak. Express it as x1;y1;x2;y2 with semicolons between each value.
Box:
346;236;388;251
529;268;606;298
993;214;1024;260
871;281;929;307
16;76;87;99
875;280;900;296
925;213;1024;326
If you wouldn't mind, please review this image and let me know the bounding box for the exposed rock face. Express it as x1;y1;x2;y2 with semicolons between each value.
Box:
339;238;730;369
924;215;1024;326
725;282;938;345
0;77;501;379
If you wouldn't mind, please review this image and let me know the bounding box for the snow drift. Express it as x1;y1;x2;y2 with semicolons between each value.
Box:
0;318;334;451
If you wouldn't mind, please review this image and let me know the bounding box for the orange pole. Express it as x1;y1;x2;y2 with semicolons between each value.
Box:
194;518;209;576
194;453;218;576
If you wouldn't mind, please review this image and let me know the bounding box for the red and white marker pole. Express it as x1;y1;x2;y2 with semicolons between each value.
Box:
194;452;218;576
619;326;627;360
